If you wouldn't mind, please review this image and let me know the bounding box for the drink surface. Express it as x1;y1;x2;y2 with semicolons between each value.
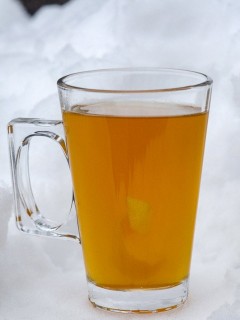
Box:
63;102;208;289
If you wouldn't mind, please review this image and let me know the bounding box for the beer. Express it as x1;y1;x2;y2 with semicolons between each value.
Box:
63;102;208;289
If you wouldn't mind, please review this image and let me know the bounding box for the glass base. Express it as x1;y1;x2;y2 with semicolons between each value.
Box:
87;278;189;313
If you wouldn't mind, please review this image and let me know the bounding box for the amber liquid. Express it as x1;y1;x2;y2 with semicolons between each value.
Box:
63;102;208;289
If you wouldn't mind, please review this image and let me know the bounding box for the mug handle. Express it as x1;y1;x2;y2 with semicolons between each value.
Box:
8;118;80;242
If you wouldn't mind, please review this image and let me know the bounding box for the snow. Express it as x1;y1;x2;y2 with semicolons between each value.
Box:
0;0;240;319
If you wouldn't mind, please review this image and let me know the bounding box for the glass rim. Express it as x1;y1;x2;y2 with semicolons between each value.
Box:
57;67;213;94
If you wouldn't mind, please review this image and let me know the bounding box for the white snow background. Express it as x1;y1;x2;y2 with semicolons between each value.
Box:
0;0;240;319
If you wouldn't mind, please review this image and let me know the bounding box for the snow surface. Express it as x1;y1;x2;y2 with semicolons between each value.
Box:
0;0;240;319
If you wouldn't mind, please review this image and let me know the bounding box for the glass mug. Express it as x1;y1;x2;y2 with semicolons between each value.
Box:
8;68;212;313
